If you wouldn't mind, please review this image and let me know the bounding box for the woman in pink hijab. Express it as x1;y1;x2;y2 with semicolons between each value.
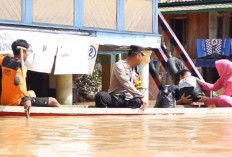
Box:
198;59;232;107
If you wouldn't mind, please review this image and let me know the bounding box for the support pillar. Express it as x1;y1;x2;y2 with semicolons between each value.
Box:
56;75;73;105
139;51;152;104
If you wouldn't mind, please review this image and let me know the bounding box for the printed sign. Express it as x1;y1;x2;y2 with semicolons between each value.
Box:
54;35;97;75
0;29;98;74
0;30;58;73
197;39;231;58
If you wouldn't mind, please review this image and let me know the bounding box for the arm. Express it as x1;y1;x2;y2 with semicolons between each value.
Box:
0;55;4;66
15;68;31;111
197;78;223;91
15;68;29;98
224;81;232;96
113;64;144;98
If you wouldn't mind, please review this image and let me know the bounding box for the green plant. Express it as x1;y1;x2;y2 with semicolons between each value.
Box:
74;64;102;96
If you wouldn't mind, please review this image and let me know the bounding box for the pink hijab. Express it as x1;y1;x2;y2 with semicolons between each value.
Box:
215;59;232;82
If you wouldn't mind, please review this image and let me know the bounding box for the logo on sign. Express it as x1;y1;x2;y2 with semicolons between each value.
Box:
89;45;96;60
42;45;47;52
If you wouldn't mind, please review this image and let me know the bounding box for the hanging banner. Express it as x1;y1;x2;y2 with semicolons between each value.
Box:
54;35;97;75
24;32;58;73
0;30;58;73
197;39;231;58
0;29;98;74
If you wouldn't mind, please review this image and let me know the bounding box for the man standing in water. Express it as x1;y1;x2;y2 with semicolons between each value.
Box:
95;45;147;110
0;39;60;111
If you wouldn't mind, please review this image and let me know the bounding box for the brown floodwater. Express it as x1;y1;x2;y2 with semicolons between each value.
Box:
0;115;232;157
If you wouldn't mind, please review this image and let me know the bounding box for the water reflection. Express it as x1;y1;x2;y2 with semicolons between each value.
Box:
0;115;232;157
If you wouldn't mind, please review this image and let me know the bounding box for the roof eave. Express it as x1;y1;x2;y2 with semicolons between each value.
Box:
159;0;232;7
160;7;232;14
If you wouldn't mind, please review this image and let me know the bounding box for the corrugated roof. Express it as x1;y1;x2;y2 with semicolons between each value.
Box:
125;0;153;33
33;0;74;26
159;3;232;14
84;0;117;29
84;0;153;32
0;0;153;33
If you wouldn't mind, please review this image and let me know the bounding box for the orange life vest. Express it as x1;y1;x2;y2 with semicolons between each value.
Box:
0;55;28;105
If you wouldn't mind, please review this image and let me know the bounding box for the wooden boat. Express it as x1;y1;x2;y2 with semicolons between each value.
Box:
1;105;232;116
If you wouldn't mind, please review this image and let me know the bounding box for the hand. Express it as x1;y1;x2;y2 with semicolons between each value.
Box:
196;78;205;86
23;100;31;113
140;98;147;111
198;96;209;103
180;93;193;104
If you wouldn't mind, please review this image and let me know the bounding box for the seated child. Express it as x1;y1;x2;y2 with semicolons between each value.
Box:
164;57;205;105
178;69;205;102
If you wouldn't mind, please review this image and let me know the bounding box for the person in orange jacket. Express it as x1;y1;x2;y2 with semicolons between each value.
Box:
0;39;60;111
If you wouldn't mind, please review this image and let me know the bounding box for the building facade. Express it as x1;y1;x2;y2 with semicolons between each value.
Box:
0;0;161;104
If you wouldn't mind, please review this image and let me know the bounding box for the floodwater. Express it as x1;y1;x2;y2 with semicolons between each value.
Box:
0;115;232;157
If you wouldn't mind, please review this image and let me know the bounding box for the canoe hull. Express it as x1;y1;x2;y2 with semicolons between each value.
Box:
1;106;232;116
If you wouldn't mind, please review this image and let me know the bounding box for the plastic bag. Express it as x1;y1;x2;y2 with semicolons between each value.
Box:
154;86;176;108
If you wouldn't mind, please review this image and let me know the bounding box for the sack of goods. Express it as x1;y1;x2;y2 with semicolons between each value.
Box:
179;76;205;101
155;86;176;108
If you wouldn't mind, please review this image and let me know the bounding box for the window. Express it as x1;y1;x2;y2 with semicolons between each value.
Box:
33;0;74;26
125;0;153;33
172;17;187;48
84;0;117;30
0;0;22;21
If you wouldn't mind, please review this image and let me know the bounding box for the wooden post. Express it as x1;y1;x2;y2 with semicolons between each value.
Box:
17;46;29;118
17;46;26;79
